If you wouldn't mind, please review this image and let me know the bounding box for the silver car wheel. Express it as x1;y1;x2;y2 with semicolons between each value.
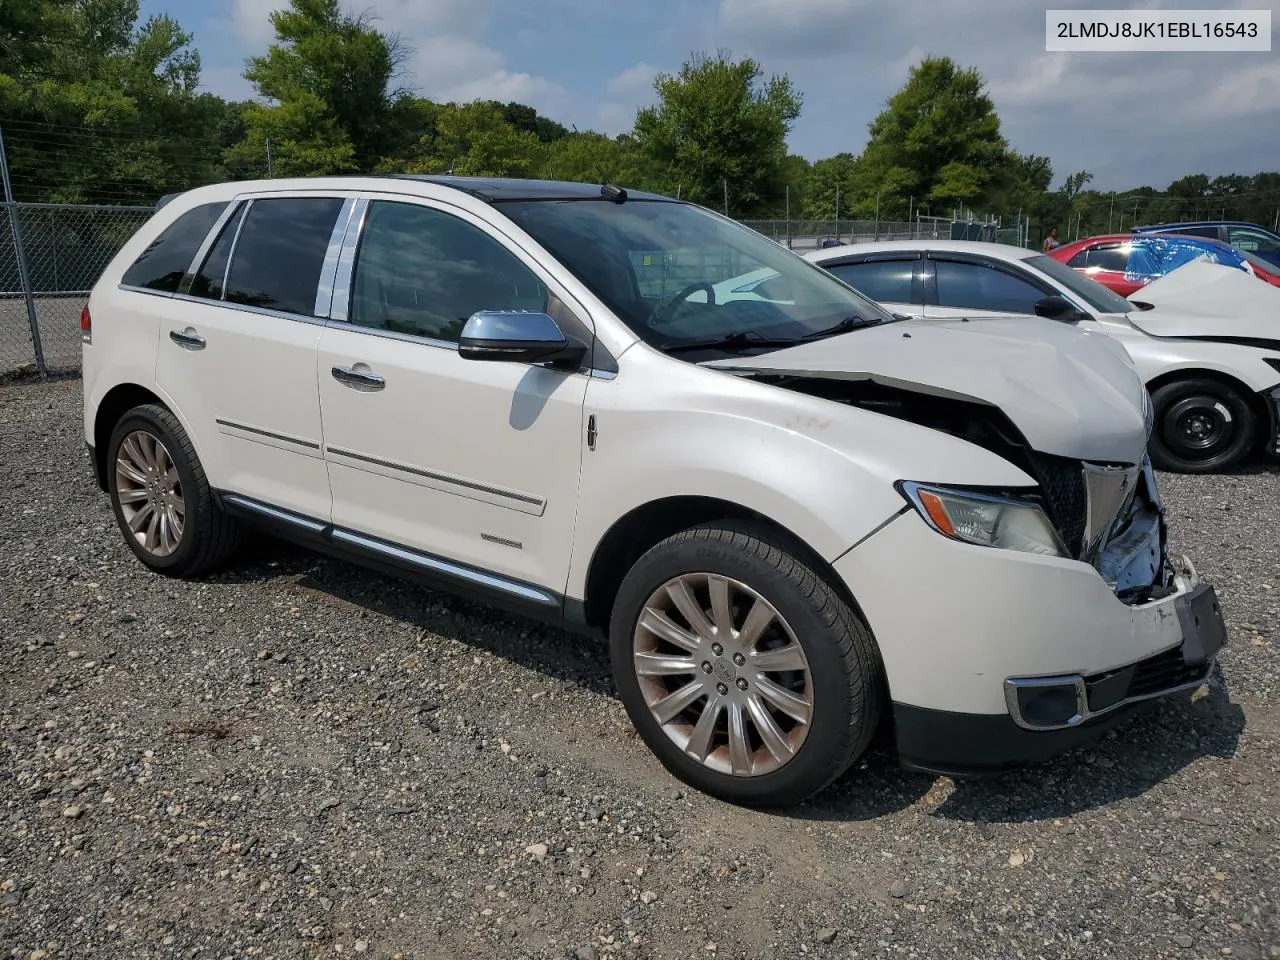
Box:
632;573;814;777
115;429;185;558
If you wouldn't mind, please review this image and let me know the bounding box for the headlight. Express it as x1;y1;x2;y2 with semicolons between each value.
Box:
898;482;1068;557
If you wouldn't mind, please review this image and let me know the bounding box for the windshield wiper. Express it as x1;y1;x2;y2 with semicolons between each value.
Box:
658;331;799;354
791;314;889;342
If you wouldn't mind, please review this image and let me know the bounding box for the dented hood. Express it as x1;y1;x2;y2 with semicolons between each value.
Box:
704;315;1150;464
1123;259;1280;342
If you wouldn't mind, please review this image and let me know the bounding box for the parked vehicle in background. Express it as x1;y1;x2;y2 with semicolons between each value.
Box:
1048;233;1280;297
806;240;1280;473
84;176;1227;805
1133;221;1280;268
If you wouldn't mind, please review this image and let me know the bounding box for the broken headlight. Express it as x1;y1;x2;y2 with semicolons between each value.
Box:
898;482;1068;558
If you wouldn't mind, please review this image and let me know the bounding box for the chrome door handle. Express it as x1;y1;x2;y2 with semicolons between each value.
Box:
331;365;386;391
169;328;206;350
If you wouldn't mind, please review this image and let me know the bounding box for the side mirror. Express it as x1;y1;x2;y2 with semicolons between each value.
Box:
1033;295;1088;323
458;311;587;368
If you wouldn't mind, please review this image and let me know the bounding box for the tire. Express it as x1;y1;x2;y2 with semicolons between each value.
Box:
1148;378;1256;473
106;404;241;577
609;521;883;807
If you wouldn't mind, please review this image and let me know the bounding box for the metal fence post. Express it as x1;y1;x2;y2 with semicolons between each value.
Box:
0;128;46;377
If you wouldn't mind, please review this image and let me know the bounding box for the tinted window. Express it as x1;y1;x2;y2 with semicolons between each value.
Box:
1227;227;1280;255
188;203;247;300
121;201;227;293
224;198;344;316
1168;226;1219;239
349;201;547;342
1084;246;1130;272
1066;250;1088;267
826;260;915;303
497;199;895;349
935;260;1046;314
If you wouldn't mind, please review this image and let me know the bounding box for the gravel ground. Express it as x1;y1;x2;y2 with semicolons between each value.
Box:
0;298;83;378
2;376;1278;960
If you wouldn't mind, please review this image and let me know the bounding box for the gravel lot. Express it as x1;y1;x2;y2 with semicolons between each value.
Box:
2;377;1278;960
0;297;84;378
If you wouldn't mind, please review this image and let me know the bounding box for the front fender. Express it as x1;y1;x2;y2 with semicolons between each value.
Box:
564;350;1035;599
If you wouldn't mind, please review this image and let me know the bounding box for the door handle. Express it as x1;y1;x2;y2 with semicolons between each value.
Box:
331;364;386;391
169;328;206;350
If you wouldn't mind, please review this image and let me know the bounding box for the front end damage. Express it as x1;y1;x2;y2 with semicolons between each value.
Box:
744;372;1178;606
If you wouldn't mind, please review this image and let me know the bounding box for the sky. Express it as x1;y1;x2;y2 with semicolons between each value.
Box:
143;0;1280;192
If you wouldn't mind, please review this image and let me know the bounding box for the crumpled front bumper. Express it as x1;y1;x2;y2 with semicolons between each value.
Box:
833;509;1226;774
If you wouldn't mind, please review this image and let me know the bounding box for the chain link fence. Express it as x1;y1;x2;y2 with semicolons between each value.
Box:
0;204;1031;379
2;202;152;377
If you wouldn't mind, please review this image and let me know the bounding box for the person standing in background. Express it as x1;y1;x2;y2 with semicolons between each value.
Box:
1042;227;1060;253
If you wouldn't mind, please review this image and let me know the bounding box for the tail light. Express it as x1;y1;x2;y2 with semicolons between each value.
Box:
80;305;91;344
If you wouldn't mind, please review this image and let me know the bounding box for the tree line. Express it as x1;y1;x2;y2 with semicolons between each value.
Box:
2;0;1278;240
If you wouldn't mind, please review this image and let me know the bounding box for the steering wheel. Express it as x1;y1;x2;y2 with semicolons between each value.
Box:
649;281;716;327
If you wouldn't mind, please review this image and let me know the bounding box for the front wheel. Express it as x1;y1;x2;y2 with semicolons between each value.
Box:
609;522;883;807
1148;378;1256;473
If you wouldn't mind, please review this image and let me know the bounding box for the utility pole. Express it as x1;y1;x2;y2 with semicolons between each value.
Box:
874;190;881;241
785;185;790;247
266;138;274;176
1108;197;1114;233
723;179;728;217
834;183;840;243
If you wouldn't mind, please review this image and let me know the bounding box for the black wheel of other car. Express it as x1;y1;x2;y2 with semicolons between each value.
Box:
1148;378;1256;473
609;521;883;807
106;404;241;577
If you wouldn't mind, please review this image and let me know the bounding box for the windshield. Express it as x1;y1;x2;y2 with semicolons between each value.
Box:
1027;253;1133;314
495;198;896;351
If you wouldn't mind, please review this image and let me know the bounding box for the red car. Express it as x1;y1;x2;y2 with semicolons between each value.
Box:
1049;233;1280;296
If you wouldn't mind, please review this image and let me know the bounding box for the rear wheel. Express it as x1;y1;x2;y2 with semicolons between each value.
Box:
1148;378;1256;473
106;404;240;576
609;521;883;807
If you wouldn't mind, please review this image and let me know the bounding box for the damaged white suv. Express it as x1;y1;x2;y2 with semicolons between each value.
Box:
82;176;1226;805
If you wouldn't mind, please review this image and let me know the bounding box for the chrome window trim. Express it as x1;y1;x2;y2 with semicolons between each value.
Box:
314;198;357;318
176;199;243;296
328;197;369;322
220;200;253;300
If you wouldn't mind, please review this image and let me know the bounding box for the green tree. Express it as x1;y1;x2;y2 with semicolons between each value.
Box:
800;153;857;220
631;50;801;214
543;131;639;185
232;0;417;175
854;56;1007;215
0;0;225;202
405;101;544;177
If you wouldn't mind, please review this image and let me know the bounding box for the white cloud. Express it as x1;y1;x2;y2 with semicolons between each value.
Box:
590;62;658;134
230;0;283;47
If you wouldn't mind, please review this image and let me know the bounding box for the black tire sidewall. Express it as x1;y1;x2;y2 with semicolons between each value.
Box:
1148;378;1255;473
106;407;206;574
609;528;866;807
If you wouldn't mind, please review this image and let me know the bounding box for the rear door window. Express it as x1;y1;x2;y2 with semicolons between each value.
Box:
223;198;345;316
121;202;228;293
826;259;917;304
933;259;1046;314
1084;246;1130;272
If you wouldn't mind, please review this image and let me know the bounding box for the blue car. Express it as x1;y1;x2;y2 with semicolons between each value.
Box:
1132;220;1280;268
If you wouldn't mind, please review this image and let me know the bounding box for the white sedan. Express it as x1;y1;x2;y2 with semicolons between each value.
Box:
805;240;1280;473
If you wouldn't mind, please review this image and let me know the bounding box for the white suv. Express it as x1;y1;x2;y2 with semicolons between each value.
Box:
82;177;1226;805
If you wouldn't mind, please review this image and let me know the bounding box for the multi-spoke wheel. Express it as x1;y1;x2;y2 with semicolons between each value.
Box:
634;573;813;777
611;522;883;806
1148;378;1256;473
114;429;185;557
106;404;240;577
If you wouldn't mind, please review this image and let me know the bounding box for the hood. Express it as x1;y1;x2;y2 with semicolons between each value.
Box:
1124;260;1280;345
704;315;1150;464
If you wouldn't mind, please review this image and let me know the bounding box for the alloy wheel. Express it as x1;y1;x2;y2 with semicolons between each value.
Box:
114;429;185;558
632;573;814;777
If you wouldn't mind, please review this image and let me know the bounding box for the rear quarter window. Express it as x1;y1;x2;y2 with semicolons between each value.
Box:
120;202;228;293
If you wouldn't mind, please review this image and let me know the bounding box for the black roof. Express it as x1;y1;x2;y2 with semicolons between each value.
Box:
384;175;675;203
